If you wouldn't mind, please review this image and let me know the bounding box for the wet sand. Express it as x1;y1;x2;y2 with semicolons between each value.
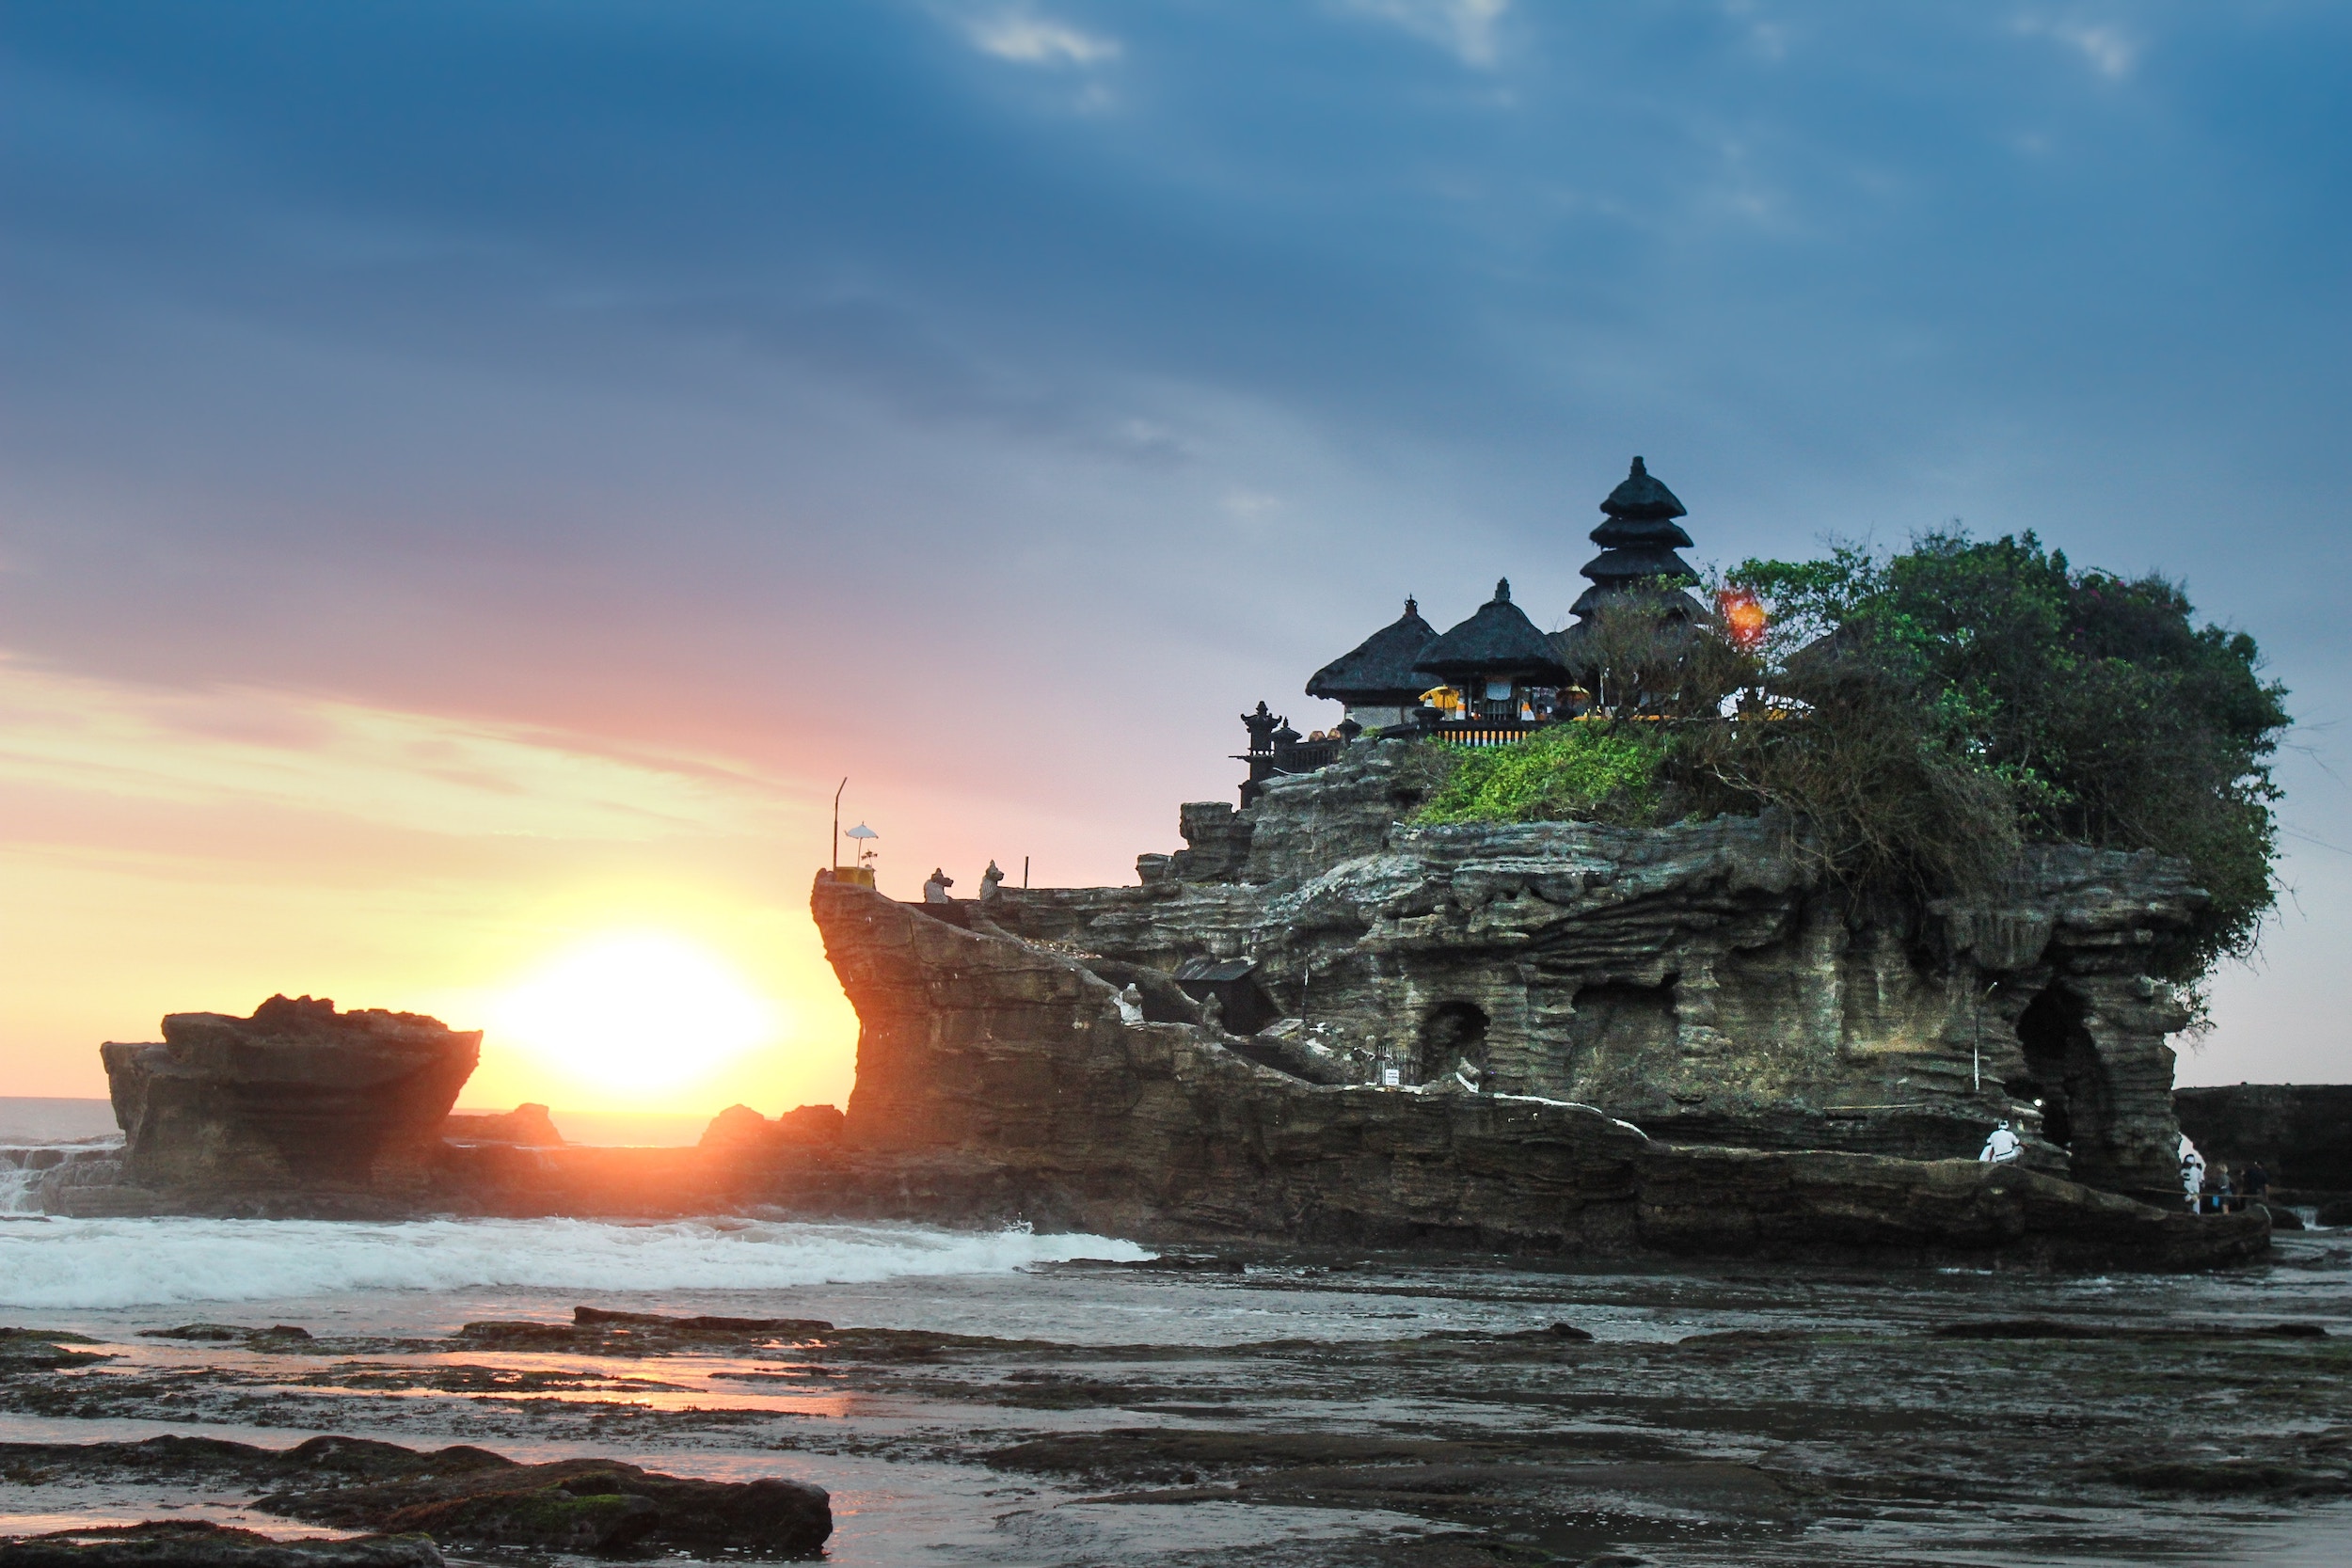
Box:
5;1234;2351;1565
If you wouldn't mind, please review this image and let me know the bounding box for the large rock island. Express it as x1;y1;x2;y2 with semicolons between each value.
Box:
40;756;2265;1269
807;744;2260;1268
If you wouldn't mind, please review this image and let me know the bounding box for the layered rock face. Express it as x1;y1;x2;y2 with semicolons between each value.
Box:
980;744;2202;1196
99;995;480;1199
814;874;2257;1267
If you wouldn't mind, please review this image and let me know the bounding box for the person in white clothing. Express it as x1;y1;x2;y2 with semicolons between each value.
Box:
1979;1119;2023;1164
2180;1133;2208;1212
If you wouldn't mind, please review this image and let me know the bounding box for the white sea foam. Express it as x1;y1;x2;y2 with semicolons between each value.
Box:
0;1216;1151;1310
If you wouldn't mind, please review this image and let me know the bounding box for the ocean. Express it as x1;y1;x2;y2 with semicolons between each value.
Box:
2;1098;2348;1564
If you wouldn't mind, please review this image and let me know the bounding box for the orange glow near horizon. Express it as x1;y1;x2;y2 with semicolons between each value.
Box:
485;930;787;1095
0;657;863;1117
0;654;1168;1117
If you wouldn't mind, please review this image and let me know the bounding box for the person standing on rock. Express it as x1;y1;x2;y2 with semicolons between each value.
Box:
923;868;954;904
2246;1160;2271;1207
1979;1119;2023;1164
2181;1136;2207;1212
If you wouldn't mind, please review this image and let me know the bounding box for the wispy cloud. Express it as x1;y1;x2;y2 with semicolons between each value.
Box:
2013;13;2141;80
966;8;1121;68
1340;0;1512;69
0;657;778;843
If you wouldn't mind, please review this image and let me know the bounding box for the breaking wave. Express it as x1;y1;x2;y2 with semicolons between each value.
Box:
0;1216;1151;1310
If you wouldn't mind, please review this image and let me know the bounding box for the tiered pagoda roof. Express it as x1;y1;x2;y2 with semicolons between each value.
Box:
1569;456;1703;619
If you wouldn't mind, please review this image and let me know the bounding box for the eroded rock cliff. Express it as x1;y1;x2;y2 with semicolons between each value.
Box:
983;744;2203;1196
812;874;2257;1268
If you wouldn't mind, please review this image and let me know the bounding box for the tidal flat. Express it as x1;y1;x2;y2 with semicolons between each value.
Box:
4;1227;2350;1566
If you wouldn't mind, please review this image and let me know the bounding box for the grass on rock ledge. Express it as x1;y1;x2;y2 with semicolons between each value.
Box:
1413;722;1668;828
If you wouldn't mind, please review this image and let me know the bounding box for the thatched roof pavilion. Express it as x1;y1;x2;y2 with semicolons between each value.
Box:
1305;597;1438;709
1416;578;1570;687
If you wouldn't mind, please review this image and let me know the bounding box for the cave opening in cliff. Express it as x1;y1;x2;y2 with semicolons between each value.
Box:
1417;1002;1489;1085
1562;980;1677;1099
2012;987;2101;1152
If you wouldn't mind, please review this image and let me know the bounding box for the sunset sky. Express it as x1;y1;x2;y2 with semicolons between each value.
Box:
3;2;2346;1115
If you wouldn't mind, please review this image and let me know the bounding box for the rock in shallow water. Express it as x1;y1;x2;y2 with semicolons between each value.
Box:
0;1522;442;1568
98;995;479;1203
0;1435;830;1562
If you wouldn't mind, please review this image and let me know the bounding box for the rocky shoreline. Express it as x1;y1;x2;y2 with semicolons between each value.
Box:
5;1258;2350;1565
30;746;2319;1272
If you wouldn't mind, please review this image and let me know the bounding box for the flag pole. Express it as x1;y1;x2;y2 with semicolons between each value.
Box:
833;777;847;872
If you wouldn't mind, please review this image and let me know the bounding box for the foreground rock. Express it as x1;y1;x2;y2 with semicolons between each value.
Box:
0;1524;440;1568
265;1457;830;1557
0;1436;830;1560
814;874;2264;1269
82;996;477;1212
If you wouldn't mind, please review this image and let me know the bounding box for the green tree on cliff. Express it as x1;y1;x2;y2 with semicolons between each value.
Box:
1419;530;2289;980
1720;531;2288;970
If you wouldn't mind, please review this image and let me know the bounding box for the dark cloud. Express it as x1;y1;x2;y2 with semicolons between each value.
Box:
1;0;2347;1072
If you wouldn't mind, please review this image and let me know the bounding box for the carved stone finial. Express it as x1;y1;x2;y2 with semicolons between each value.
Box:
1495;577;1512;603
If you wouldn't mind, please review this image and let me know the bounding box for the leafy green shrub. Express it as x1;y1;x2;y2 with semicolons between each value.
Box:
1393;528;2287;983
1726;531;2289;971
1668;660;2021;900
1415;722;1665;826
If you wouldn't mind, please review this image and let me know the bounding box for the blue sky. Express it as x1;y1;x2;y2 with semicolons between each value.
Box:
0;1;2345;1095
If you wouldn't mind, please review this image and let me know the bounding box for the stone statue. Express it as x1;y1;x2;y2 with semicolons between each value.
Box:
1198;991;1224;1034
1117;983;1145;1025
922;868;954;904
979;861;1005;902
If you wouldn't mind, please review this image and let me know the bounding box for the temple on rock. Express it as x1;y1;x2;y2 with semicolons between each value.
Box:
787;450;2249;1264
1415;578;1570;727
1257;456;1710;795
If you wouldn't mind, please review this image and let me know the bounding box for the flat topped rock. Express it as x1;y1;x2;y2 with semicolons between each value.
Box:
101;997;482;1196
157;994;478;1070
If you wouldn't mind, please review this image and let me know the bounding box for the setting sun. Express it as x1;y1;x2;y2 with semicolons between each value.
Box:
487;931;785;1092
